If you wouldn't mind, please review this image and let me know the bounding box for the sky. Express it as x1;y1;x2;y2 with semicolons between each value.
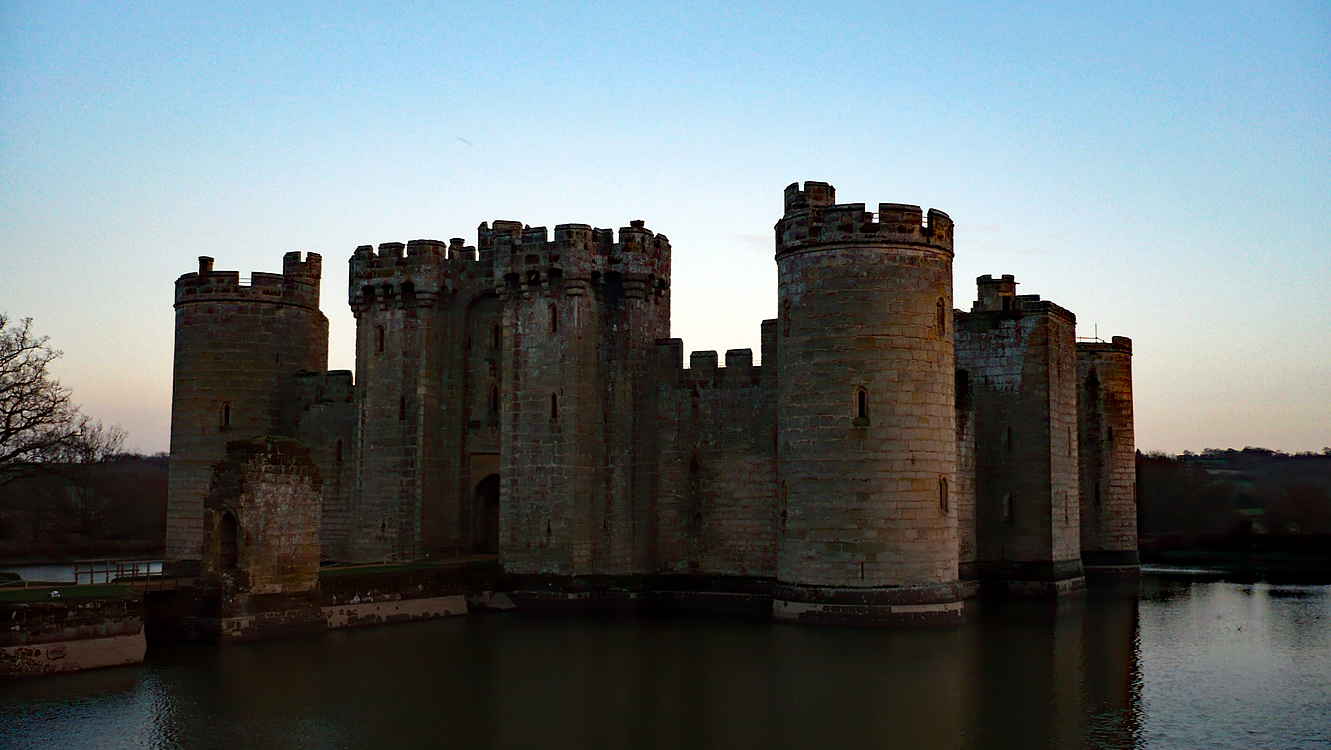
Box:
1;1;1328;455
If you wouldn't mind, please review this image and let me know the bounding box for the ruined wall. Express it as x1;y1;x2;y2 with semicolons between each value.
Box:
1077;337;1137;568
773;182;961;624
201;437;322;595
653;344;777;578
956;277;1082;592
295;370;356;561
494;220;670;577
167;253;327;560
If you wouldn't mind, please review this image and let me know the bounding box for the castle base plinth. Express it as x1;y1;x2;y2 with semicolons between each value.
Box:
771;583;965;627
1082;551;1142;584
974;561;1088;598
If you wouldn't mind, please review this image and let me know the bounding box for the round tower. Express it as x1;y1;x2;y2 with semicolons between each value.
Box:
166;252;329;561
773;181;962;626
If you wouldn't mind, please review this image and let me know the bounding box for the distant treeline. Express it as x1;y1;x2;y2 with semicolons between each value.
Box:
0;453;167;561
1139;447;1331;554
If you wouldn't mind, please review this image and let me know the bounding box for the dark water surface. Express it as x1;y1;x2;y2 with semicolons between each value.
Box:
2;575;1328;749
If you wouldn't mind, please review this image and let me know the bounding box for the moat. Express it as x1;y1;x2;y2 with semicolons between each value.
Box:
1;572;1327;749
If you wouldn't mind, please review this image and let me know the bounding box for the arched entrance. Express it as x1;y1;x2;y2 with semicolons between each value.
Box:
475;474;500;554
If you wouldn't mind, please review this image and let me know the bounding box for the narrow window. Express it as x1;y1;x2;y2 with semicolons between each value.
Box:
939;476;949;513
335;439;343;462
856;388;868;420
1094;482;1101;507
1006;425;1013;451
220;403;231;428
491;323;500;349
550;393;558;420
489;385;500;417
549;304;559;334
1003;494;1015;523
376;326;385;353
399;396;406;421
1107;426;1114;442
936;298;946;338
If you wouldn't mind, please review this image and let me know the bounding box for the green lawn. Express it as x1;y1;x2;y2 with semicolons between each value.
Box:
0;584;136;603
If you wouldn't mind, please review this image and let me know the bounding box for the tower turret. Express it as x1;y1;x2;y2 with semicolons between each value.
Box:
166;253;329;560
773;182;962;625
491;219;670;578
1077;336;1137;577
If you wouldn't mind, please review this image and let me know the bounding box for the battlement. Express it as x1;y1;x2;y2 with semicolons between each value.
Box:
776;182;953;258
175;253;322;310
295;369;355;410
487;218;670;301
1077;336;1132;355
348;238;486;313
973;274;1018;312
653;340;764;389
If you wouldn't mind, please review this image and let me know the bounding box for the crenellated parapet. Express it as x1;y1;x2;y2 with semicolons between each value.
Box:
175;253;323;311
348;238;486;314
487;219;670;302
653;341;764;390
776;181;953;259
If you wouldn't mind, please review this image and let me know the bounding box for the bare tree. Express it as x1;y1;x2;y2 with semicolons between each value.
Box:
0;314;125;487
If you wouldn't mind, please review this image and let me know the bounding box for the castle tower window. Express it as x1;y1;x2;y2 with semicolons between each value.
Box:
939;476;949;513
376;326;385;354
1108;426;1114;442
220;403;230;428
1094;482;1101;507
1003;494;1015;523
489;385;500;419
335;439;343;463
549;304;558;334
399;396;406;422
401;281;416;310
491;324;500;349
936;298;946;338
362;285;377;306
1006;425;1013;451
550;393;559;421
856;387;868;422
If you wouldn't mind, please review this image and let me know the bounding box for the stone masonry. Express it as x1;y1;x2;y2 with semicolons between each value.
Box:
166;181;1138;626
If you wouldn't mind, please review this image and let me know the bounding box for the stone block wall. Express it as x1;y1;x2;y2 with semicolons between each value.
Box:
295;370;356;561
1077;337;1137;567
653;344;777;577
167;253;328;560
956;279;1083;591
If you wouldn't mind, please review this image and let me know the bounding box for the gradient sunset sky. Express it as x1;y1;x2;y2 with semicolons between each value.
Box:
2;2;1327;455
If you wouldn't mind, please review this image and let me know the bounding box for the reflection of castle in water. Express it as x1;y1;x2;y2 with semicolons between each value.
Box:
165;181;1139;625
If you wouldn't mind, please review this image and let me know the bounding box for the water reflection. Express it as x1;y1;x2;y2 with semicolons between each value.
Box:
2;578;1328;749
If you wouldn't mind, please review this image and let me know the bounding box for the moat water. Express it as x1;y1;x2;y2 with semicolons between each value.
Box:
2;572;1328;749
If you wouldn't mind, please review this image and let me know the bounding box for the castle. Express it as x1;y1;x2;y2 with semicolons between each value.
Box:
166;181;1137;626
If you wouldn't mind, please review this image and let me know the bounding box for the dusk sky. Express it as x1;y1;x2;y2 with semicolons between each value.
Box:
1;2;1327;455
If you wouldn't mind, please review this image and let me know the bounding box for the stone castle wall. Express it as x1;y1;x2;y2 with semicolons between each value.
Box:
1078;337;1138;567
653;343;778;578
165;180;1138;624
956;279;1083;591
